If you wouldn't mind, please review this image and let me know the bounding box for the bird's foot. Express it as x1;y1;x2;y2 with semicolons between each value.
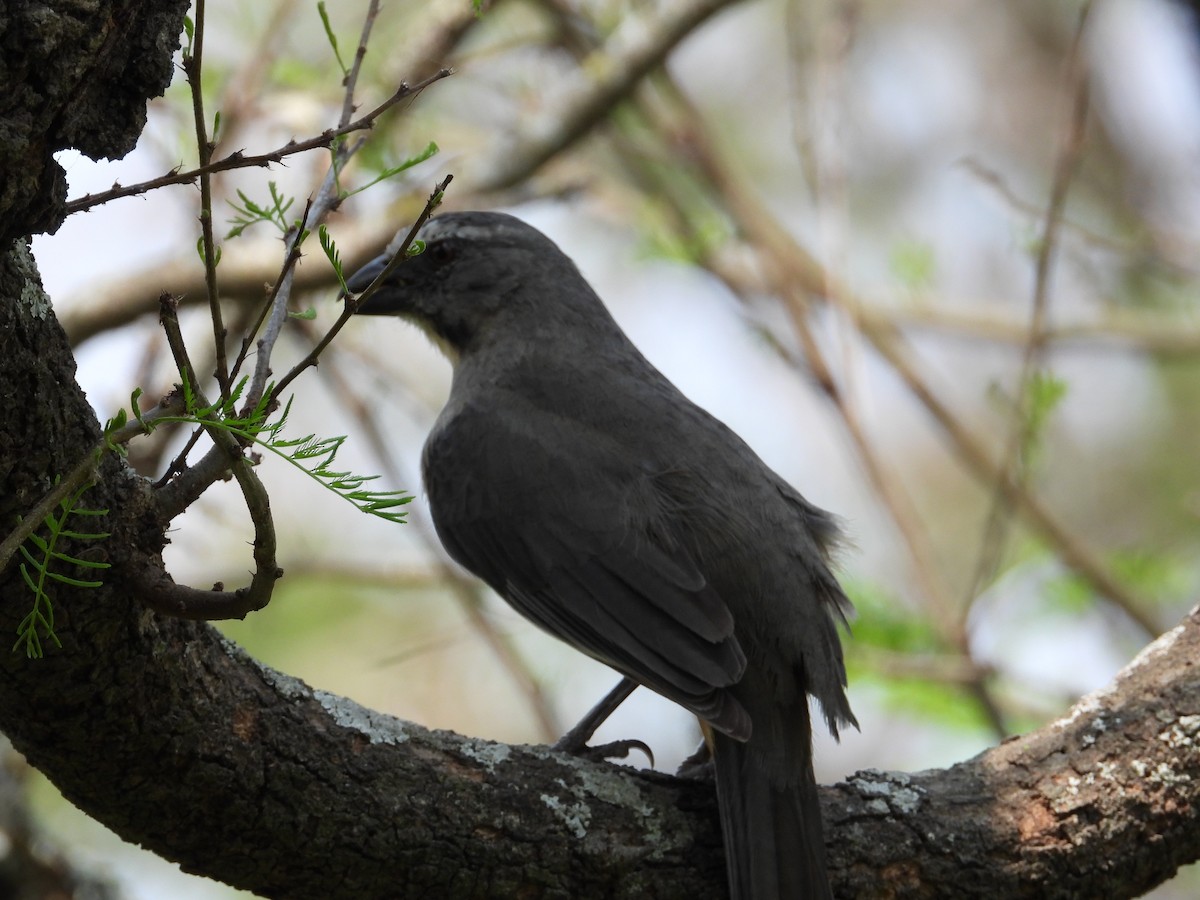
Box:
552;675;644;760
675;739;714;780
554;735;655;766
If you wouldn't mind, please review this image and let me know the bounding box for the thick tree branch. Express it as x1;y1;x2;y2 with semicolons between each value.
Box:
3;240;1198;896
829;607;1200;899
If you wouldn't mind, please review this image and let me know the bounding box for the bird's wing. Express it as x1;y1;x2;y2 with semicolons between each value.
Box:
424;405;751;739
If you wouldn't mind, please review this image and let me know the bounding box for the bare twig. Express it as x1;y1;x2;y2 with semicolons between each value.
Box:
182;0;232;396
474;0;750;192
865;305;1200;355
0;392;187;573
340;0;383;127
63;70;452;217
962;1;1095;616
266;174;453;406
960;158;1200;279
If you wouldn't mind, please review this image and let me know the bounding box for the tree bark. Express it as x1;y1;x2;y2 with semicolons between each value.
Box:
827;616;1200;898
0;1;1197;898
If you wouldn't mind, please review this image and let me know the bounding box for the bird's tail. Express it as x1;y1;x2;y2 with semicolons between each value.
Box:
711;725;833;900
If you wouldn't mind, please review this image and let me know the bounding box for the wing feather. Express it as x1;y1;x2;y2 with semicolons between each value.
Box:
426;411;751;738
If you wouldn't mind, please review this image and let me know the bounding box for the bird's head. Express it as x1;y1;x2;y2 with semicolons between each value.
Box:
346;211;600;363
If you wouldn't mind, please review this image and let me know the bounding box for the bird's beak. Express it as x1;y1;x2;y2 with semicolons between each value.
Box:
345;254;390;296
345;253;411;316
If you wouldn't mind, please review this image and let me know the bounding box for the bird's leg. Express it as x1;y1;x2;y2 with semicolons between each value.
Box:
553;676;654;765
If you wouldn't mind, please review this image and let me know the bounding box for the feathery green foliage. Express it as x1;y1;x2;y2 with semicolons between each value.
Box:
16;481;110;658
317;2;348;76
226;182;297;238
164;375;412;525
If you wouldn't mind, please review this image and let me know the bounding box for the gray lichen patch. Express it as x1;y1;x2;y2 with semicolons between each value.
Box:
852;769;925;816
12;241;51;320
540;786;592;839
312;688;412;746
457;738;512;772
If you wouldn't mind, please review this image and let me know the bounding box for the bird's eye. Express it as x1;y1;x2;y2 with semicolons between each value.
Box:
423;240;456;264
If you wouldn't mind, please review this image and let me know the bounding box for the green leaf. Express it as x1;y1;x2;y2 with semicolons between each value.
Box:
1025;370;1067;434
15;481;110;657
46;550;110;569
196;237;222;267
226;183;296;238
45;571;105;589
1020;369;1068;468
890;239;937;292
18;563;39;595
343;142;440;200
317;1;348;76
132;377;410;526
319;225;348;294
56;529;111;542
182;16;195;55
23;532;49;554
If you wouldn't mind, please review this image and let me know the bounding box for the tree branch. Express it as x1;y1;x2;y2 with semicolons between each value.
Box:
139;294;283;620
471;0;748;192
4;248;1197;895
62;70;452;218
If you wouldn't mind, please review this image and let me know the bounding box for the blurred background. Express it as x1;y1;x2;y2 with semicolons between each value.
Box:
23;0;1200;895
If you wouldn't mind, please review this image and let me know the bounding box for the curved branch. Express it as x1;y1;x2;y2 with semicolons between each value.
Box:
830;606;1200;898
8;455;1200;898
143;294;282;620
4;229;1198;900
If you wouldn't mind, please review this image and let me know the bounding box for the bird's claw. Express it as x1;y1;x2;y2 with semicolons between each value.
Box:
554;736;655;767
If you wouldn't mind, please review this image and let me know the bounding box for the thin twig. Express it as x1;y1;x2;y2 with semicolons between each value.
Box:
340;0;382;127
960;158;1200;279
266;174;453;407
237;204;309;414
0;392;188;573
474;0;750;192
183;0;232;396
961;1;1094;616
63;70;453;217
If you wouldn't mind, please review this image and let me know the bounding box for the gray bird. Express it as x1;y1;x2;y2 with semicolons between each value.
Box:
347;211;856;899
